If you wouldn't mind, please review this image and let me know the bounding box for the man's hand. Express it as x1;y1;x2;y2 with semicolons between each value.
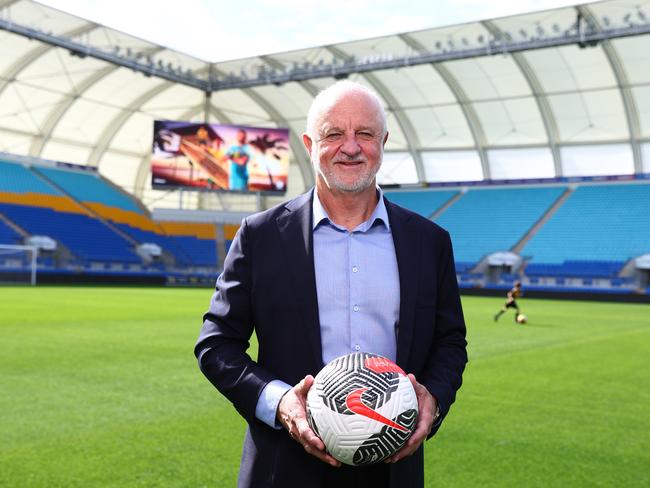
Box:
276;375;341;467
385;373;438;464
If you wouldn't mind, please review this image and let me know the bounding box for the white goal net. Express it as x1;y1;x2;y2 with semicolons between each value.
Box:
0;244;38;285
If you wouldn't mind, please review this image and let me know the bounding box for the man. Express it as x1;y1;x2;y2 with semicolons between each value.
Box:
494;281;523;322
195;81;467;487
226;129;252;191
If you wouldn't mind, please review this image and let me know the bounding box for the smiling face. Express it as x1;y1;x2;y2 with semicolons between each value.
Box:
304;89;388;194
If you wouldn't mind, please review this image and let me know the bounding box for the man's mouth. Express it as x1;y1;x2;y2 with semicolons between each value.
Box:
334;160;365;166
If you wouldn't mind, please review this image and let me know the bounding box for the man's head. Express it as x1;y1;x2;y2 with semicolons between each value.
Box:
303;81;388;194
515;281;521;288
236;129;247;145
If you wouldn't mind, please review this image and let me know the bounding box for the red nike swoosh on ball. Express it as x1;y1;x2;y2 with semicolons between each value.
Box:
345;387;409;432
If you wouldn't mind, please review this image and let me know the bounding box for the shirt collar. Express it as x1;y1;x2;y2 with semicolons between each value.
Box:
312;187;390;231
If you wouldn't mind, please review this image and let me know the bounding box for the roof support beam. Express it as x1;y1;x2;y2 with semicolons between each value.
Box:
28;46;165;158
5;13;650;92
482;20;563;177
0;24;96;100
87;81;176;168
28;66;114;156
400;33;490;180
579;5;643;174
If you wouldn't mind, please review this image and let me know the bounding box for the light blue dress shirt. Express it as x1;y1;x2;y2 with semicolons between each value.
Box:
254;189;400;428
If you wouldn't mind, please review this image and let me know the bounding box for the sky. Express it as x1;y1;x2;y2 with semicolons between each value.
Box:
38;0;583;62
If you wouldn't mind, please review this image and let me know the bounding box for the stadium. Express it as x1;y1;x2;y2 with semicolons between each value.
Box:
1;0;648;486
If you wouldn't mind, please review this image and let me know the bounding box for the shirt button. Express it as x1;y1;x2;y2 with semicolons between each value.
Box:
354;344;361;351
353;305;359;312
352;266;358;273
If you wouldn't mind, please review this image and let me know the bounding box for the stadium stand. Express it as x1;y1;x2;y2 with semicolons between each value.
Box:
0;160;220;280
522;183;650;279
434;186;566;268
0;218;22;245
0;160;140;264
383;190;458;218
158;221;218;267
33;165;217;268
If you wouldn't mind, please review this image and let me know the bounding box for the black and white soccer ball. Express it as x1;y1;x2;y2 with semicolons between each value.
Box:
306;352;418;466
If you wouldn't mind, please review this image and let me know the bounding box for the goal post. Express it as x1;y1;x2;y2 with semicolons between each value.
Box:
0;244;38;285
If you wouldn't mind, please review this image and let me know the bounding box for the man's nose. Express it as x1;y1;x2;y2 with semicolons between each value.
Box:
340;133;361;156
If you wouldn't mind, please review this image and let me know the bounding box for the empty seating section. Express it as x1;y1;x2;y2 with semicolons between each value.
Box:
435;187;566;264
522;184;650;277
0;161;139;265
35;167;143;213
36;165;212;267
0;160;61;195
0;204;139;263
159;222;218;267
383;190;457;218
0;217;21;244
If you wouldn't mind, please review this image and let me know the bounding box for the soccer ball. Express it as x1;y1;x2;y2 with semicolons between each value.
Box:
306;352;418;466
516;314;527;324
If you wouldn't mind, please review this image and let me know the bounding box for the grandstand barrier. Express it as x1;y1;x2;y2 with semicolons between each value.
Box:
460;283;650;303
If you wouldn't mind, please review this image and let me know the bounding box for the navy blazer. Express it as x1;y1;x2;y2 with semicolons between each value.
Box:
195;190;467;488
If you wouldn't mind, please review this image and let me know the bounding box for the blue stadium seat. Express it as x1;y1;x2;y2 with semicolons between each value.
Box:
0;204;140;264
522;184;650;264
167;236;217;267
384;190;458;218
0;218;22;244
435;186;566;263
36;167;142;213
0;160;61;195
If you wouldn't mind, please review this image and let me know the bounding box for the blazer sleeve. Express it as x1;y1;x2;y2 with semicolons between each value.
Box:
194;218;276;424
421;229;468;435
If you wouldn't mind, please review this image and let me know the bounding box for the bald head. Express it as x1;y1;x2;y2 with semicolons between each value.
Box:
306;81;387;139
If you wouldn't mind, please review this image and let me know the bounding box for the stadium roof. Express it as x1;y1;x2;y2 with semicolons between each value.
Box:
2;0;650;211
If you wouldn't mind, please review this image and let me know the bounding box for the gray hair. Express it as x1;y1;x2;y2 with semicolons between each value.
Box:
305;80;387;138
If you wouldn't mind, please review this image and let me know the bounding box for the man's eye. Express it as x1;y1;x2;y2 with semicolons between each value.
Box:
357;132;374;139
324;133;342;140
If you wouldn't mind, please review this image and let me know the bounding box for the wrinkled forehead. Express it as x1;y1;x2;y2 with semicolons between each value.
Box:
315;91;385;133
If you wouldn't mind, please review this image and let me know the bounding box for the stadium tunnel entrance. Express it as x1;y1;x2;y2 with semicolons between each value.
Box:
481;252;523;284
634;254;650;289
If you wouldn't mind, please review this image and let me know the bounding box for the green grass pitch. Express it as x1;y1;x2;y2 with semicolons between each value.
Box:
1;286;648;487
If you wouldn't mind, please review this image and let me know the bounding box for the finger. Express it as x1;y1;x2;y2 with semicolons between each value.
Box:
297;375;314;394
295;417;325;451
302;443;341;467
384;442;418;464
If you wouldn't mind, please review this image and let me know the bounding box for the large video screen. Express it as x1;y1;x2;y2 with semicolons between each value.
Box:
151;120;290;193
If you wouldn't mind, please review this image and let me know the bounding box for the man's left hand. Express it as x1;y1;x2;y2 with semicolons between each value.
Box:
385;373;438;463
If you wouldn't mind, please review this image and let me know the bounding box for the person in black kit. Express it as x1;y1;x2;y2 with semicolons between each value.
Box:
494;281;522;322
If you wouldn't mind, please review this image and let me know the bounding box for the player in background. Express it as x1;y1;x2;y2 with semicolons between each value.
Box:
226;129;252;190
494;281;523;322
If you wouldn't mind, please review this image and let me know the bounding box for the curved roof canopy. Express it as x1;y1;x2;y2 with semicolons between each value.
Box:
1;0;650;211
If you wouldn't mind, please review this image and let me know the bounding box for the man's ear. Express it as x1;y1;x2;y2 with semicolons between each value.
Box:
302;133;313;156
383;131;389;147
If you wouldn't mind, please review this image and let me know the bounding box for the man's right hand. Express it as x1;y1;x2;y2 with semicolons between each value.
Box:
276;375;341;468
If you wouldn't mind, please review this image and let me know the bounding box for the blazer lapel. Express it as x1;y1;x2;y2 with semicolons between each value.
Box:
386;199;419;366
276;191;323;366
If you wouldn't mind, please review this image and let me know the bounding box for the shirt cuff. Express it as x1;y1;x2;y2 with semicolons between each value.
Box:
255;379;292;429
